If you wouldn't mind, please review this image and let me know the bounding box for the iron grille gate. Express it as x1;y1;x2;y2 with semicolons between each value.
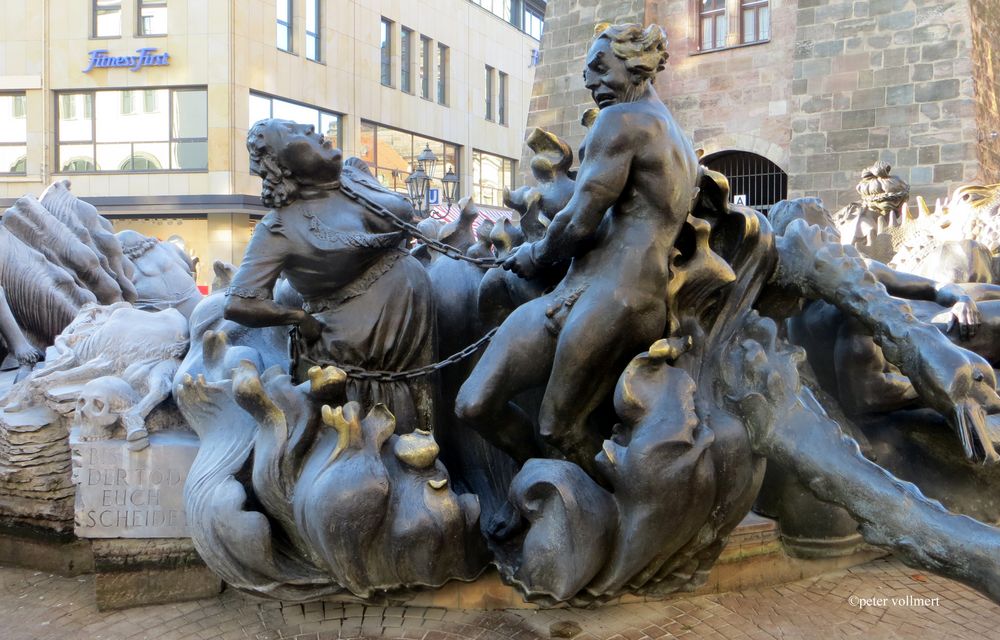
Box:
703;151;788;215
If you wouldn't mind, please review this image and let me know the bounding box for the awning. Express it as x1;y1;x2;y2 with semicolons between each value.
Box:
429;204;516;231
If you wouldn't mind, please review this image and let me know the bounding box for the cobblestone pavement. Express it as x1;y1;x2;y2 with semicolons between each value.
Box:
1;557;998;640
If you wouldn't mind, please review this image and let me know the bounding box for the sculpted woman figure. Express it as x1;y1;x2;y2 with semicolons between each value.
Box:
224;119;436;432
457;24;700;478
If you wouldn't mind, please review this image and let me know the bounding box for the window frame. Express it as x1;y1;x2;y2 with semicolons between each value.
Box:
136;0;168;37
248;91;344;151
419;36;432;100
740;0;770;45
54;86;209;174
276;0;293;53
437;43;449;106
485;65;495;121
380;18;394;87
498;71;508;125
92;0;122;39
360;120;461;196
400;27;414;93
698;0;727;52
695;0;770;54
0;92;28;176
472;149;516;207
305;0;322;62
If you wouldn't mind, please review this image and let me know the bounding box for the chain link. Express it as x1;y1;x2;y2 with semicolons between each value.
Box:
340;181;504;268
318;328;498;382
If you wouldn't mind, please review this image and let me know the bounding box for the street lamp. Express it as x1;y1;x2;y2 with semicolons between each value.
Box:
417;144;438;179
408;144;439;218
442;167;460;214
406;167;429;216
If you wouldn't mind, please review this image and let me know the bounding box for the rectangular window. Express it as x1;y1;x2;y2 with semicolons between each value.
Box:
361;120;460;199
419;36;431;99
523;7;544;39
137;0;168;36
380;18;393;86
498;71;508;125
741;0;770;44
699;0;727;51
93;0;122;38
56;88;207;173
248;92;343;150
276;0;292;52
0;93;28;174
485;66;495;121
400;27;413;93
473;150;515;207
306;0;321;61
437;44;449;105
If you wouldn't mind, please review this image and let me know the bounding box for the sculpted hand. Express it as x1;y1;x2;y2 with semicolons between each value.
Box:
502;243;540;279
298;312;324;343
948;298;981;340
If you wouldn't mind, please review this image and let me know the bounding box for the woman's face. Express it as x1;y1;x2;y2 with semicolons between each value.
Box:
268;120;343;184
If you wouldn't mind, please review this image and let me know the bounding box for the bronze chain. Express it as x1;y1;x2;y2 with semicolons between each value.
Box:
339;181;504;268
294;181;503;381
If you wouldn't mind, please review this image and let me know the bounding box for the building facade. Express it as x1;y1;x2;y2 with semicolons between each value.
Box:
0;0;544;286
527;0;995;213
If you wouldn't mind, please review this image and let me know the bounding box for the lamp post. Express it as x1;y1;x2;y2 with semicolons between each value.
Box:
406;167;429;217
442;167;460;214
407;144;440;219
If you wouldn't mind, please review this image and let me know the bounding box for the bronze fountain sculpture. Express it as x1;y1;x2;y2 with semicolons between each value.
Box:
97;21;1000;607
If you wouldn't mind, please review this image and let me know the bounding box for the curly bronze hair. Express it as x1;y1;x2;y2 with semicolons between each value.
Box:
594;23;669;84
247;119;301;208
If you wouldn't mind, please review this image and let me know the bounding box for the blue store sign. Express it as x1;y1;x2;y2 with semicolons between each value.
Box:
84;48;171;73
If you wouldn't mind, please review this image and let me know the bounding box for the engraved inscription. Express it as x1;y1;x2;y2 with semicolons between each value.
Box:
70;429;198;539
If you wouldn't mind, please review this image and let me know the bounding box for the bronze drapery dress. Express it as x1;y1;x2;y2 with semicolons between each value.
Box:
227;176;436;432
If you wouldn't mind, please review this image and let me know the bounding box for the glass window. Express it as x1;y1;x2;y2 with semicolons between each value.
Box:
362;120;460;196
473;150;515;207
523;8;544;39
0;93;28;175
419;36;431;99
401;27;413;93
380;18;393;87
276;0;292;52
137;0;168;36
57;88;206;172
306;0;321;61
437;44;449;105
498;71;508;125
93;0;122;38
741;0;770;44
699;0;727;51
248;92;342;150
485;66;495;121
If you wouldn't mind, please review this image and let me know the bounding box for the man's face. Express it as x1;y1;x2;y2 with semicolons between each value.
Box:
268;120;342;184
583;38;635;109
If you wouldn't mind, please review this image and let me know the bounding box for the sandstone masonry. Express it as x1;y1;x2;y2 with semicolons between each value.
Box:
525;0;994;209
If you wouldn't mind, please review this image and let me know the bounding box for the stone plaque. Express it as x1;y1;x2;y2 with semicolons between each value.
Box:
70;429;198;539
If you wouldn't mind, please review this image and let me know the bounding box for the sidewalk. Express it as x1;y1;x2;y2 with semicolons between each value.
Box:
1;557;996;640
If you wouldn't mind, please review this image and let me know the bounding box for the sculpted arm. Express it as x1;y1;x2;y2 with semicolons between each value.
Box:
223;226;317;337
508;111;635;273
867;260;980;336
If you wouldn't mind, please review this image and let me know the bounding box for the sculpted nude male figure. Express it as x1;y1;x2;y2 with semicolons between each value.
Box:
456;24;699;484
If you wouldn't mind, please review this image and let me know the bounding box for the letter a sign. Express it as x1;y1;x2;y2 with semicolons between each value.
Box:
733;194;747;206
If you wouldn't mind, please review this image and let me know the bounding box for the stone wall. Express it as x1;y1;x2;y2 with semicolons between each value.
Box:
647;0;796;170
521;0;647;176
970;0;1000;184
788;0;978;208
